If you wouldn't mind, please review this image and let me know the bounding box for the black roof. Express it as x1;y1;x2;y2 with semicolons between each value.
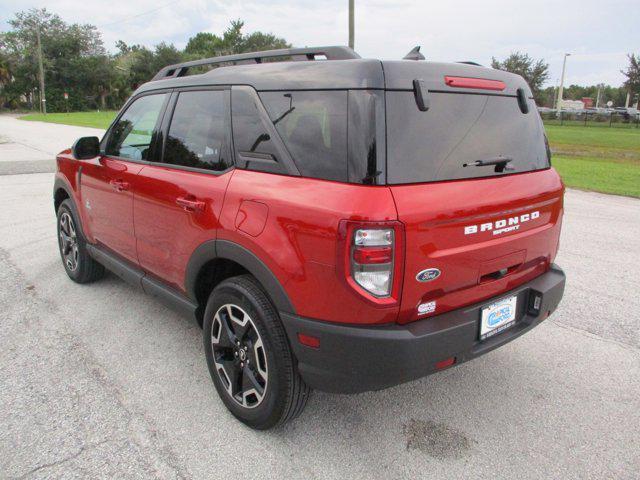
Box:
137;58;385;93
135;45;530;96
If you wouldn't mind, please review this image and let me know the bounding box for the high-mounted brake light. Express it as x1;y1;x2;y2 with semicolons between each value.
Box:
444;76;506;91
338;221;404;304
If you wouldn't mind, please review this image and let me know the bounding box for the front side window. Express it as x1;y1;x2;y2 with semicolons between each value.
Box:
163;90;231;171
106;93;167;160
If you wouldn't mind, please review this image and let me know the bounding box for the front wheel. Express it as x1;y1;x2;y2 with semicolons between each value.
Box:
57;199;104;284
203;275;310;429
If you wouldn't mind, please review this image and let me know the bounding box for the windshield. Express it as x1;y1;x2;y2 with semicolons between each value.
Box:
385;91;549;184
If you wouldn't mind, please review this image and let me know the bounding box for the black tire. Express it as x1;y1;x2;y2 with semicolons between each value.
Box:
57;199;104;284
203;274;310;429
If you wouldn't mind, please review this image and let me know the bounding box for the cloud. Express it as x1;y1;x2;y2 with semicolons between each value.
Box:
1;0;637;87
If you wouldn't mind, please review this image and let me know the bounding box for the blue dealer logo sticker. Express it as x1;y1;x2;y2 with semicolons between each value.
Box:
416;268;441;282
487;306;513;326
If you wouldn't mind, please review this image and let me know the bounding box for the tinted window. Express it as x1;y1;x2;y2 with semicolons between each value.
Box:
261;91;348;182
347;90;385;184
231;88;285;175
386;92;549;184
163;90;231;171
106;94;167;160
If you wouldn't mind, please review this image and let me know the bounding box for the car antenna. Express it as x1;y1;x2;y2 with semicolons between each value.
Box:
403;46;425;61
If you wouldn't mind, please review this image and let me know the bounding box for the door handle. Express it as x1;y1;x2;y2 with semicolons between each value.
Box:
110;179;130;192
176;196;206;212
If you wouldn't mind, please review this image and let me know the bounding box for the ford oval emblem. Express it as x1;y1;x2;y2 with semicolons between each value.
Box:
416;268;441;282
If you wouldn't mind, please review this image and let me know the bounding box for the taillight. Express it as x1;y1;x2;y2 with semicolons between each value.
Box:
352;228;394;297
338;221;404;304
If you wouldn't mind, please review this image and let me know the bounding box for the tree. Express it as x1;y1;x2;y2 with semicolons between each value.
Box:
0;8;112;111
491;52;549;104
184;20;289;58
0;52;11;85
1;12;292;111
621;54;640;95
184;32;223;57
113;41;183;91
0;51;13;108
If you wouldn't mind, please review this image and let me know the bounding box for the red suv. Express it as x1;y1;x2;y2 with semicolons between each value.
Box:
54;46;565;429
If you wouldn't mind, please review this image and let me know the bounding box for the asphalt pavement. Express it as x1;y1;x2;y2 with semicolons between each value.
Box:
0;115;638;479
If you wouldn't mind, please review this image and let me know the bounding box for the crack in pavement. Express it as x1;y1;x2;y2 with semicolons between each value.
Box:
549;319;640;353
12;439;111;479
0;247;190;479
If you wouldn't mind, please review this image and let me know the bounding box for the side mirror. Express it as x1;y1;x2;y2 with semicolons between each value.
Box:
72;136;100;160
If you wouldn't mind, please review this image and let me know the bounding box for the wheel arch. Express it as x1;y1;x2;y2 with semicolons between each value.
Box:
186;239;296;321
53;177;73;213
53;177;89;242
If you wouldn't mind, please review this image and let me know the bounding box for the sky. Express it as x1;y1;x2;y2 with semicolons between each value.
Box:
1;0;638;88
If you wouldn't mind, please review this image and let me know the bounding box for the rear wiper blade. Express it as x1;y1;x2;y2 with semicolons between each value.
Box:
463;157;514;172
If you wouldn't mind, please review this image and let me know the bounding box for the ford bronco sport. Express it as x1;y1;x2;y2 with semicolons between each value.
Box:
54;46;565;430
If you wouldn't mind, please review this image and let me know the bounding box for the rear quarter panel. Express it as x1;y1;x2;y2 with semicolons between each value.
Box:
219;169;399;325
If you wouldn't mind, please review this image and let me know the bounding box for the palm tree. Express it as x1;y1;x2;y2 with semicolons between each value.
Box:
0;56;11;86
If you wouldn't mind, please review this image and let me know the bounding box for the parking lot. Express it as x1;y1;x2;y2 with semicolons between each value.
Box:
0;115;638;479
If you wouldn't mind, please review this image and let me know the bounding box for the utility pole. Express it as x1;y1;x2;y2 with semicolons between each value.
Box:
556;53;571;111
35;25;46;114
348;0;354;49
625;91;630;108
595;84;602;108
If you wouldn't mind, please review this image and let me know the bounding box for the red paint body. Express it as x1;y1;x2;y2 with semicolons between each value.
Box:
56;145;564;326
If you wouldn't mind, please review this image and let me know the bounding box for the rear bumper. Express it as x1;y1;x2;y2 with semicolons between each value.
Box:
281;264;565;393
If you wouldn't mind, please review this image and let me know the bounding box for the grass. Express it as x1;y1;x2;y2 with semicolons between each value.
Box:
545;124;640;153
552;156;640;198
544;124;640;198
19;111;116;129
16;111;640;198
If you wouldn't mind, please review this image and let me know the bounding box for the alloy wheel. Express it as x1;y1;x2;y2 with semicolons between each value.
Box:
211;304;269;408
59;212;79;272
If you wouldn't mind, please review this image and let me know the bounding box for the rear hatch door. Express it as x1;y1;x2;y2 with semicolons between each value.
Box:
383;61;564;323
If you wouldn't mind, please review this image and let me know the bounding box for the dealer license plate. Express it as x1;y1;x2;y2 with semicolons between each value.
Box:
480;295;517;340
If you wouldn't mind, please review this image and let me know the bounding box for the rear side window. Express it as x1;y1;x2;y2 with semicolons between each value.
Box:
386;92;549;184
106;93;167;160
260;91;348;182
163;90;231;171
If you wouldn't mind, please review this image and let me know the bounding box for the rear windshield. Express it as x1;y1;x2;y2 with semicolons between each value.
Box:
385;92;549;184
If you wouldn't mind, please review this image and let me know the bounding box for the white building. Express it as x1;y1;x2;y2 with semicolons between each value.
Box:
559;99;585;110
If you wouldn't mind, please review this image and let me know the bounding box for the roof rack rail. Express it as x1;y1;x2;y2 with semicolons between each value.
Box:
151;45;360;81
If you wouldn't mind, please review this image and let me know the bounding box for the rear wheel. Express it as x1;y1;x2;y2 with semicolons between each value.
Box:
203;275;310;429
57;199;104;283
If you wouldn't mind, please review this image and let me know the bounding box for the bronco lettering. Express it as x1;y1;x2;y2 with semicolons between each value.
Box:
464;211;540;235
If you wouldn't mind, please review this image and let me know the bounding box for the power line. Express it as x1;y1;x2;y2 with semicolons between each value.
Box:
97;0;181;28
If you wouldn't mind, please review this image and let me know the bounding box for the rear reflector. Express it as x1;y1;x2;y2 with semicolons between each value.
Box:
435;357;456;370
297;333;320;349
353;246;393;264
444;76;506;91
